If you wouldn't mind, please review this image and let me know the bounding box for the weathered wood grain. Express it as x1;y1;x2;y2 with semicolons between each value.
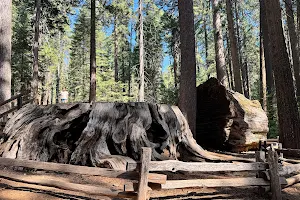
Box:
128;160;267;172
280;163;300;176
137;147;151;200
0;157;166;184
268;149;282;200
160;177;287;189
285;174;300;187
0;169;136;198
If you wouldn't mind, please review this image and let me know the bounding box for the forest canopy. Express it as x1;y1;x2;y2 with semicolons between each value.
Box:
1;0;300;149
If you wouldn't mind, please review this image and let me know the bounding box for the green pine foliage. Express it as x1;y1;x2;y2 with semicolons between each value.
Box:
10;0;282;138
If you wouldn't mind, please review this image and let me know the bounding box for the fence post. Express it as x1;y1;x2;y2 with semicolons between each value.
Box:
17;95;23;109
268;149;282;200
278;143;283;159
137;147;151;200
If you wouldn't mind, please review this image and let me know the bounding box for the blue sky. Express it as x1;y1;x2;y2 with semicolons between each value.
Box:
68;0;171;72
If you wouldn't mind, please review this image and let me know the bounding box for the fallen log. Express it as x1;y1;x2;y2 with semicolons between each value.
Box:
196;78;268;152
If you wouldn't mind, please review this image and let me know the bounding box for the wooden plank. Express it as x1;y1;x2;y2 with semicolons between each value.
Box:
277;148;300;158
0;157;166;184
137;147;151;200
268;149;282;200
280;163;300;176
160;177;287;189
0;93;23;107
128;160;267;172
285;174;300;187
255;151;266;162
0;169;136;198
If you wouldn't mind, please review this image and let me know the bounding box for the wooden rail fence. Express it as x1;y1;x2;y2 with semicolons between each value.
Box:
0;147;299;199
0;92;32;120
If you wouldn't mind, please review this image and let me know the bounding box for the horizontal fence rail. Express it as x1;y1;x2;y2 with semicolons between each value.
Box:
0;92;32;120
128;160;267;172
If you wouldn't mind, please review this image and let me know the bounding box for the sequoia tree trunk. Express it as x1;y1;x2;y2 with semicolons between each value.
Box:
89;0;96;103
178;0;197;136
32;0;41;105
138;0;145;102
212;0;228;87
226;0;242;93
285;0;300;97
265;0;300;148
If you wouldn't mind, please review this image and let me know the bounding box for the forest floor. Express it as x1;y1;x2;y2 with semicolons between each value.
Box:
0;165;299;200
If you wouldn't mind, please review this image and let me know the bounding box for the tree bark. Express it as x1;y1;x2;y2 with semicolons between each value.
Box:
89;0;96;103
0;0;12;115
242;29;250;99
56;64;60;104
212;0;228;87
260;21;267;112
114;16;119;82
226;0;242;93
225;29;234;90
32;0;41;105
203;1;210;79
285;0;300;97
172;28;179;89
42;71;51;105
297;0;300;56
0;102;245;164
265;0;300;148
138;0;145;102
196;78;268;152
178;0;197;136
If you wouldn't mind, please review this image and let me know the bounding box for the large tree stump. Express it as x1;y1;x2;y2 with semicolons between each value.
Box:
0;102;239;166
196;78;268;152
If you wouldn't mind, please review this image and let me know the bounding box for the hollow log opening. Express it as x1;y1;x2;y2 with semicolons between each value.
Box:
196;78;268;152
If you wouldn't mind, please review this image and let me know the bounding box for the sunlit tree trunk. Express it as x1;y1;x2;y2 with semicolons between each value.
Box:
138;0;145;102
114;15;119;82
32;0;41;104
212;0;228;87
89;0;96;103
260;4;267;111
178;0;197;136
226;0;242;93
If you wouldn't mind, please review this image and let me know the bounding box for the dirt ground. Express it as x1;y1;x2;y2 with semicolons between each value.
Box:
0;165;299;200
